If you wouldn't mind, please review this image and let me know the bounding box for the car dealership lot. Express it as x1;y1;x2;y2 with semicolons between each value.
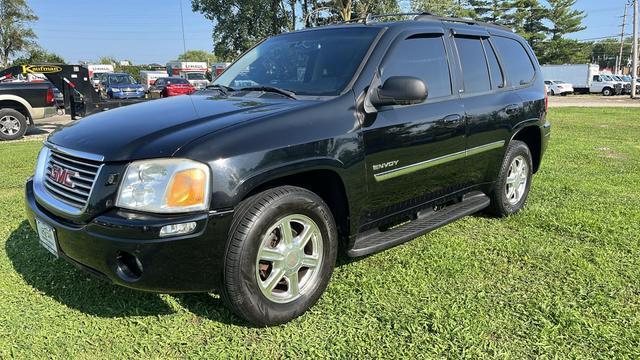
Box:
0;107;639;358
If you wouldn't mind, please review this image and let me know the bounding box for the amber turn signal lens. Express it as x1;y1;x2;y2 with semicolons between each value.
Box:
166;168;207;208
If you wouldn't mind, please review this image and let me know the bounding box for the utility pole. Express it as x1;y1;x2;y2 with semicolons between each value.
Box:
632;0;638;98
618;3;629;74
179;0;187;54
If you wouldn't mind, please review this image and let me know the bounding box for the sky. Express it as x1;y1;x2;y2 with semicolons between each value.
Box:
28;0;634;65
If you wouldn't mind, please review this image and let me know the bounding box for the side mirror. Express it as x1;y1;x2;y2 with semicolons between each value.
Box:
369;76;427;108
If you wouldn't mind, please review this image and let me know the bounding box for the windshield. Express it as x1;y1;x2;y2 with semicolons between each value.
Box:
214;27;380;96
166;78;190;84
555;80;565;84
186;73;206;80
601;75;614;81
109;74;136;85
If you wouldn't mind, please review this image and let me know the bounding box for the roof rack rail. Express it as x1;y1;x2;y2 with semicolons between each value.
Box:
331;11;512;32
414;12;513;32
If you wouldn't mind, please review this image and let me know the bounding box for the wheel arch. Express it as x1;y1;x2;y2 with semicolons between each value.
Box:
240;168;351;245
0;97;32;122
510;125;542;173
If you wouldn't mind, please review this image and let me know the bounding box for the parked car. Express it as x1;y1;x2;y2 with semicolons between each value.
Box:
0;81;56;140
25;14;550;326
101;73;145;99
544;80;573;95
149;77;196;97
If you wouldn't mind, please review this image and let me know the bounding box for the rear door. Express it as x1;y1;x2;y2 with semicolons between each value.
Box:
451;29;525;186
361;29;467;224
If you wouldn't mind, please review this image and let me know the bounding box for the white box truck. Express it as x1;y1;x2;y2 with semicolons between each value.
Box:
87;64;115;87
541;64;622;96
165;61;209;89
140;70;168;92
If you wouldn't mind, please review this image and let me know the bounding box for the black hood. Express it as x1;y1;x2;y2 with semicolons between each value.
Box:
47;95;308;161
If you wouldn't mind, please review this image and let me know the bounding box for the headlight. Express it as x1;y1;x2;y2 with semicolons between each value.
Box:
116;158;210;213
111;87;121;92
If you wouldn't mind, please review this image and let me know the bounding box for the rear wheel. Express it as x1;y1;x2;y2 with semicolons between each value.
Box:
221;186;338;326
0;109;27;141
487;140;533;217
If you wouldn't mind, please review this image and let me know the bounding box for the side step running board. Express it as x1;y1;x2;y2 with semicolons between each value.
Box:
347;192;490;257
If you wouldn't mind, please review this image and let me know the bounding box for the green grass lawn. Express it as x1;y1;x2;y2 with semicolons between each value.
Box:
1;107;639;358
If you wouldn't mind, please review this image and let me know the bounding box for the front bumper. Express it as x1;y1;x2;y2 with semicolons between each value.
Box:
25;178;233;293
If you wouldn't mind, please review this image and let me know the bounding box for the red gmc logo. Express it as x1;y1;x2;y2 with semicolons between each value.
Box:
50;165;78;188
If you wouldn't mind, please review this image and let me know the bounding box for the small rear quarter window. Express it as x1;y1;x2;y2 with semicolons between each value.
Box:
492;36;536;87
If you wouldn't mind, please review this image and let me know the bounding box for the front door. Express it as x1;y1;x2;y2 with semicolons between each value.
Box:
361;31;467;227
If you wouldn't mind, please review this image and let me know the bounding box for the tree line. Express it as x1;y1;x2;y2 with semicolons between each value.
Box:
193;0;592;65
0;0;632;70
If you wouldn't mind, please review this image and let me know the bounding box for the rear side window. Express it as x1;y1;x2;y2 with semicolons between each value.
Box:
482;39;504;89
455;36;491;94
380;34;452;99
492;36;535;86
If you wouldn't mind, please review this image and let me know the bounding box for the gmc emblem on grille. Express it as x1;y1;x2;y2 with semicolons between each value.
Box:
50;165;78;188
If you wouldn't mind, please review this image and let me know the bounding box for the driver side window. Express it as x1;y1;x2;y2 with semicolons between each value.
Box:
380;34;452;100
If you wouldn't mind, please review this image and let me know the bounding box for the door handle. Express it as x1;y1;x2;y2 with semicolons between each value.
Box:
442;114;462;124
505;104;520;114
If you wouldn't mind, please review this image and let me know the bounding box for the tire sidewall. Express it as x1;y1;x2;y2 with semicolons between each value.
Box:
225;188;337;325
493;141;533;216
0;109;27;141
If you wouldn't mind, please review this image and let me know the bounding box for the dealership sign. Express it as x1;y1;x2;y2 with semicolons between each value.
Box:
21;65;63;74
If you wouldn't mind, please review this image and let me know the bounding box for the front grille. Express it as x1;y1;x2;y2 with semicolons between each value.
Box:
44;149;102;209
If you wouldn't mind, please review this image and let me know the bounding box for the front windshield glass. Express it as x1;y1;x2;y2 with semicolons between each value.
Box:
214;27;380;96
109;74;136;85
186;73;206;80
601;75;614;81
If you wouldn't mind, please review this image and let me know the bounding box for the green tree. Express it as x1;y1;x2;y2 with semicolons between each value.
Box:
467;0;509;23
98;56;117;65
546;0;585;40
0;0;38;67
411;0;471;17
354;0;400;19
192;0;290;60
537;38;590;65
10;47;64;65
502;0;547;49
177;50;218;64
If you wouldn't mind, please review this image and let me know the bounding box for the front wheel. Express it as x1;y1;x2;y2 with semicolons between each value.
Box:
221;186;338;326
602;88;613;96
0;109;27;141
487;140;533;217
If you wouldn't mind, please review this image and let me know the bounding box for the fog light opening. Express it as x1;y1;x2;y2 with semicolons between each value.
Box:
116;251;143;281
159;221;197;237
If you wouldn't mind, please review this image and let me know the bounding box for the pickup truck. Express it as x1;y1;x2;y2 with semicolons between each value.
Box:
25;14;550;326
0;81;57;140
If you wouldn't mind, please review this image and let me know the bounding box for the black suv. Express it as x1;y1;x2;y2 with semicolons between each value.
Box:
25;14;550;326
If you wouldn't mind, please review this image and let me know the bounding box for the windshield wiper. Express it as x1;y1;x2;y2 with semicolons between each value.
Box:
205;84;235;95
239;86;297;100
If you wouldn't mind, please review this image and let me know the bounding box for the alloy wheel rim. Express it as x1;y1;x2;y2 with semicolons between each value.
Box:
0;115;20;136
255;214;323;303
505;155;528;205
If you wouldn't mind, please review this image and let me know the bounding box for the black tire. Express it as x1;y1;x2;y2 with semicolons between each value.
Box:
221;186;338;326
550;89;555;96
487;140;533;217
0;108;28;141
602;88;613;96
